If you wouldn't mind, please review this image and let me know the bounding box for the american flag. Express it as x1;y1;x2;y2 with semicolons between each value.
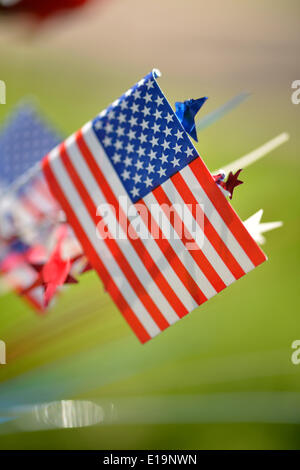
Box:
0;103;61;188
42;70;267;343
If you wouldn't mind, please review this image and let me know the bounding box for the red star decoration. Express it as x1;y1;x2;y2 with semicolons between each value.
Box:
213;169;243;199
223;169;243;199
22;240;79;307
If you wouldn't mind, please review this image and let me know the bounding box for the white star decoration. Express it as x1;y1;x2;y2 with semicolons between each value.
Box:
243;209;283;245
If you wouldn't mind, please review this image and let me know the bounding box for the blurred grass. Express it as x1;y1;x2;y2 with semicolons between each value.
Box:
0;50;299;450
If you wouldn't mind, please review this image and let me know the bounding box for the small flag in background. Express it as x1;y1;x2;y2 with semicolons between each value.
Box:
0;103;62;237
0;103;61;188
13;173;60;231
42;69;267;343
0;103;63;311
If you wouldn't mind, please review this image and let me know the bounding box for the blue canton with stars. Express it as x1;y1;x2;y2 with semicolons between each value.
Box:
92;70;199;203
0;103;62;188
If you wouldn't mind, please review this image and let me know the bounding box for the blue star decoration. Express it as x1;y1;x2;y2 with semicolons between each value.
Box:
175;97;208;142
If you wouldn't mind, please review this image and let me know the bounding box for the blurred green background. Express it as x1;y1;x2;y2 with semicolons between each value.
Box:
0;0;299;450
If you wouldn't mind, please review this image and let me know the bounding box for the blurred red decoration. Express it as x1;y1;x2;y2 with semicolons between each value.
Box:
0;0;94;19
